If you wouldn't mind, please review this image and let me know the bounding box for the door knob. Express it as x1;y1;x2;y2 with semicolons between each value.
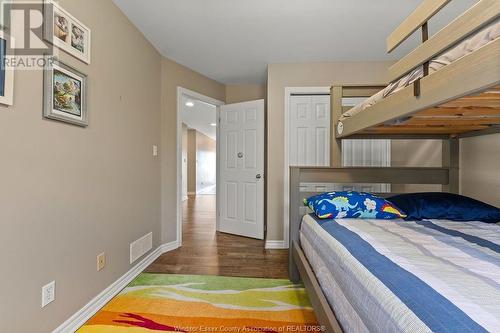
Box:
238;152;244;158
256;174;262;179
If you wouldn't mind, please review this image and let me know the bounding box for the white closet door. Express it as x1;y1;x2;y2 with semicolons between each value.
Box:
289;95;330;167
289;94;391;194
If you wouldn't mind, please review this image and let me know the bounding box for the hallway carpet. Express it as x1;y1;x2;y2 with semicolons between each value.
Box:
78;273;318;333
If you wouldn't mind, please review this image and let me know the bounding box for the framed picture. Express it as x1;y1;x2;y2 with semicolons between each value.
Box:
44;0;91;64
44;56;87;126
0;0;10;31
0;30;14;106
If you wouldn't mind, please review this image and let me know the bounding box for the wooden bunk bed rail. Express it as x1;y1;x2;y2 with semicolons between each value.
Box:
389;0;500;82
386;0;450;53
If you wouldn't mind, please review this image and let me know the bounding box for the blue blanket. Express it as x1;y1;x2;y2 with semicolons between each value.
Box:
301;214;500;333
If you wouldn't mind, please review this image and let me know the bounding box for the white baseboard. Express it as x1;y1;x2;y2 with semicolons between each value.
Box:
159;240;180;253
265;240;287;249
53;240;180;333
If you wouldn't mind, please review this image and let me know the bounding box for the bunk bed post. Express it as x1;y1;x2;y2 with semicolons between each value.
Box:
331;86;343;167
442;138;460;193
289;167;301;283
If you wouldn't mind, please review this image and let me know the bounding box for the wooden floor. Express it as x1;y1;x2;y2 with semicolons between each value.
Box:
145;195;289;279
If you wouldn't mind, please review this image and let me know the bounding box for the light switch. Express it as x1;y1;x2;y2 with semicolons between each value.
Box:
152;145;158;157
97;252;106;271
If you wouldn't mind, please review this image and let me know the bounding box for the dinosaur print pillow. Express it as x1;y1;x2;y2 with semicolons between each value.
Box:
304;191;407;220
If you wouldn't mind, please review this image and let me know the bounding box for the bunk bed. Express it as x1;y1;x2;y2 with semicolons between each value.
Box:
332;0;500;142
289;1;500;332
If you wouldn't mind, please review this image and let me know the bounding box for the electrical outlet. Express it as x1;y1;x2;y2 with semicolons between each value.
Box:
41;281;55;308
97;252;106;271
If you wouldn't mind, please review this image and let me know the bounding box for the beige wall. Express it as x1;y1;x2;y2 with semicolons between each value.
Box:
460;134;500;207
0;0;162;331
226;84;266;104
187;129;197;194
161;58;225;243
392;140;443;193
196;131;217;192
267;61;393;241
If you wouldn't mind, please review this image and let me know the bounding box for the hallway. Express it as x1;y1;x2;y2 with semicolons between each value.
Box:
145;195;289;278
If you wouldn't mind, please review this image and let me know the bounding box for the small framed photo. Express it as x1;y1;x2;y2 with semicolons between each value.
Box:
0;30;14;106
44;56;87;126
0;0;11;31
44;0;91;64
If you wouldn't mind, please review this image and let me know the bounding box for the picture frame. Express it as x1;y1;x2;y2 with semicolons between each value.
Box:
0;0;10;31
44;56;87;126
44;0;91;64
0;30;14;106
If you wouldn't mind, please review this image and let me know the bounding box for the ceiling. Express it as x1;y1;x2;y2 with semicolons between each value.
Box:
113;0;477;84
181;96;217;140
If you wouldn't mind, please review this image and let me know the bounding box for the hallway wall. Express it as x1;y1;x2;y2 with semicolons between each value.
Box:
196;131;217;193
0;1;162;331
161;58;226;243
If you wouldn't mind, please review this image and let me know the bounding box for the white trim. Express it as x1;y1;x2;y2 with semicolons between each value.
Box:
52;240;180;333
283;87;331;249
265;240;287;249
159;240;181;253
176;87;224;246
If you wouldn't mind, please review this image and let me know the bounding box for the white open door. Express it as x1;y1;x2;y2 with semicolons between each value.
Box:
219;100;265;239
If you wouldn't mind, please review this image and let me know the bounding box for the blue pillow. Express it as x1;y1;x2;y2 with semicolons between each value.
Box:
304;191;407;220
387;193;500;223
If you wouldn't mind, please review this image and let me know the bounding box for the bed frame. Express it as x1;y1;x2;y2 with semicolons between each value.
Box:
289;1;499;332
288;167;451;332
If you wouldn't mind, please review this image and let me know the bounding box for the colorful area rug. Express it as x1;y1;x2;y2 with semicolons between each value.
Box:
78;273;319;333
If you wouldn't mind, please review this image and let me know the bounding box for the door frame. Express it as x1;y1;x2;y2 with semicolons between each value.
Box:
176;87;224;246
283;87;330;249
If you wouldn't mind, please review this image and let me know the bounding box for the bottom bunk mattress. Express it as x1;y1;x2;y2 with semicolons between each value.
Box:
299;214;500;333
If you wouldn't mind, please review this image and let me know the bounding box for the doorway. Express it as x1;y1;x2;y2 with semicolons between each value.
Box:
176;88;265;246
182;97;218;198
177;88;224;245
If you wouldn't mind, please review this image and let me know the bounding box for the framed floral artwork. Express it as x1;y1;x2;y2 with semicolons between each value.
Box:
44;56;87;126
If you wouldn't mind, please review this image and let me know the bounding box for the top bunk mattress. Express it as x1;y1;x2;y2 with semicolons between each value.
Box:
299;213;500;333
339;20;500;122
